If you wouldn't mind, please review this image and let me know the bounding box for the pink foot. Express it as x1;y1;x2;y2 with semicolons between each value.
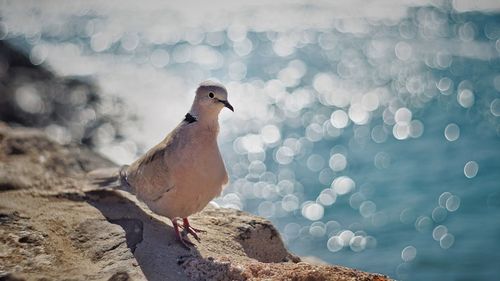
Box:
182;218;205;242
171;218;194;248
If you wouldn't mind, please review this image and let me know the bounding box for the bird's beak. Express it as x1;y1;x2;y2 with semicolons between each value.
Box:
221;100;234;112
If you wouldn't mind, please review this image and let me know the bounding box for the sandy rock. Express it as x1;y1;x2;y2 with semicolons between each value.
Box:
0;125;390;281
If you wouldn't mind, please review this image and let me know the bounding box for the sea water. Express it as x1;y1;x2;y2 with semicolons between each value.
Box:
1;1;499;280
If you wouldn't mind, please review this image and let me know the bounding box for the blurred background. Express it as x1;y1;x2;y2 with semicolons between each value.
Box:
1;0;499;280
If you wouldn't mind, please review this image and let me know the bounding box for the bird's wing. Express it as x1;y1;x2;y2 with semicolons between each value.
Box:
126;123;185;201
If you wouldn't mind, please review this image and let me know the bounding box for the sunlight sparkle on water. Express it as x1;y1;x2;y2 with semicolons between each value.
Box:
329;153;347;172
444;123;460;141
401;246;417;262
371;125;388;143
457;89;475;108
339;230;355;245
359;201;377;218
330;110;349;129
393;123;410;140
301;202;324;221
275;146;294;165
464;161;479;178
307;154;325;172
327;236;344;252
409;120;424;138
415;216;433;233
332;176;356;195
282;194;300;212
432;207;448;222
374;152;391;169
349;192;366;210
432;225;448;241
395;107;412;124
437;77;453;94
348;104;370;125
445;195;461;212
395;41;413;61
349;236;366;252
260;124;281;144
317;189;337;206
309;221;327;237
439;233;455;249
491;99;500;117
439;192;452;208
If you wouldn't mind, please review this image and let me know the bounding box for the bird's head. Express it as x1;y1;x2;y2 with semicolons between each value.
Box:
193;81;234;115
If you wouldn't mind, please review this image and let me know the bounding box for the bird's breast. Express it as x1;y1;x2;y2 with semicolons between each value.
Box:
171;125;227;185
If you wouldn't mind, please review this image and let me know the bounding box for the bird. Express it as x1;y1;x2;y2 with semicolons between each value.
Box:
88;80;233;247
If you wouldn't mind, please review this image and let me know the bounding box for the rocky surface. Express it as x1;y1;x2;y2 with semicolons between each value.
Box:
0;124;390;281
0;41;127;147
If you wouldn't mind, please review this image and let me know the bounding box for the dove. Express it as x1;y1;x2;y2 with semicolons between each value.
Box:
89;81;233;247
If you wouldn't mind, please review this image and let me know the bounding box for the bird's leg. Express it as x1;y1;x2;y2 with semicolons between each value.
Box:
182;218;205;242
171;218;194;248
183;218;205;232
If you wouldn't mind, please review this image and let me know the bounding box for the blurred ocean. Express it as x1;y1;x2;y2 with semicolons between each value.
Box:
1;1;499;280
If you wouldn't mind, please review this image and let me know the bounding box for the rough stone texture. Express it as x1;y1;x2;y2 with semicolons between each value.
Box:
0;124;391;281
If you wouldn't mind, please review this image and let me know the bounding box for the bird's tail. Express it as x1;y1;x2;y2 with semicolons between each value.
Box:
87;165;134;193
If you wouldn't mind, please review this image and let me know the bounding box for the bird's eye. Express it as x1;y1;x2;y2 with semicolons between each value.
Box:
208;92;214;98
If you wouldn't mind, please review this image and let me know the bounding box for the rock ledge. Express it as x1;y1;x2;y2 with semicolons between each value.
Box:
0;124;390;281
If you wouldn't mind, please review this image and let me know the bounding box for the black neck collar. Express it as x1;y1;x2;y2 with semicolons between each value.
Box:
184;113;197;123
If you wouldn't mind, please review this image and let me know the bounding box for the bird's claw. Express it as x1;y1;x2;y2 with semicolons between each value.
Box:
171;217;207;248
181;218;205;242
182;226;201;242
172;218;196;248
186;225;206;233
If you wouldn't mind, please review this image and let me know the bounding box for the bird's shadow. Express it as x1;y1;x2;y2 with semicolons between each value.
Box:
83;189;201;281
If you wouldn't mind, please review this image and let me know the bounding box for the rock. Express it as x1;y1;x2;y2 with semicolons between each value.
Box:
0;41;127;147
0;125;391;280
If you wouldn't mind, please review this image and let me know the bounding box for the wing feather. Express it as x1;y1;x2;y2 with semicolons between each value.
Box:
126;123;185;201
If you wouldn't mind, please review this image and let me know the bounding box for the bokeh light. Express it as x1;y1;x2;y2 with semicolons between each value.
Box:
444;123;460;141
464;161;479;178
401;246;417;262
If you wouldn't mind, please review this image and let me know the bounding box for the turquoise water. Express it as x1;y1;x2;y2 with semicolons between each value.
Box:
1;2;500;280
